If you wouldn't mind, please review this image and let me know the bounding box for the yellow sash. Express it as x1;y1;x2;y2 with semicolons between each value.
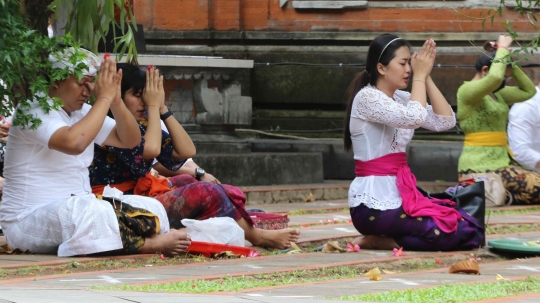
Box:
464;132;514;156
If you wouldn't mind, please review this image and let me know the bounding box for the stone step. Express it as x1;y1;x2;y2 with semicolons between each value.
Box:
187;137;464;185
193;152;324;186
241;181;456;205
249;138;464;182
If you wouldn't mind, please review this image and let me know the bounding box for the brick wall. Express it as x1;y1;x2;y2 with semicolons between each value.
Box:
134;0;534;33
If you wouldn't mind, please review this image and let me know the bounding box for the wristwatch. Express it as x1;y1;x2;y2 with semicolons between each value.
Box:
195;167;206;180
160;108;174;121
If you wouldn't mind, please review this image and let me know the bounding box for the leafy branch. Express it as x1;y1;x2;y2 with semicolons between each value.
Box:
0;0;138;128
49;0;138;63
449;0;540;64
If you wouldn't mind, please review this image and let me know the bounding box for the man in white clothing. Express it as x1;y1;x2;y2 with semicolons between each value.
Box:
0;48;190;257
508;83;540;171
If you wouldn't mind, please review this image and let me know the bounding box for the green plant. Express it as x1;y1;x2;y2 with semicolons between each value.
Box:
17;265;43;276
94;266;362;293
49;0;137;61
455;1;540;64
0;0;137;128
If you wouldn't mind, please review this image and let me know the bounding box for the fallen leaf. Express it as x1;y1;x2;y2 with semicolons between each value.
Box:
364;267;382;281
449;260;480;275
290;242;303;252
286;249;302;254
435;259;442;265
496;274;508;281
306;192;313;202
160;254;164;260
322;241;346;253
382;269;398;274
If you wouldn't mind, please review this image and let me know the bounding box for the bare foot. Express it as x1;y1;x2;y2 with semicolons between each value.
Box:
352;235;399;250
140;228;191;255
250;228;301;249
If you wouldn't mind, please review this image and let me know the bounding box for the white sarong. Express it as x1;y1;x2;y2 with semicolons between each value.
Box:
5;194;169;257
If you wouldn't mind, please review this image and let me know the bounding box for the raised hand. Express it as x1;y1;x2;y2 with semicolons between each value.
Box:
142;67;164;109
411;38;436;80
92;57;120;104
0;124;9;138
111;68;123;105
497;34;513;50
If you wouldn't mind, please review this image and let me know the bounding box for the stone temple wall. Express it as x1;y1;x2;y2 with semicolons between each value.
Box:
135;0;540;123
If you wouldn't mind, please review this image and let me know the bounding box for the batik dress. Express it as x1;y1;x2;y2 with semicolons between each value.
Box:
90;119;253;229
348;84;484;251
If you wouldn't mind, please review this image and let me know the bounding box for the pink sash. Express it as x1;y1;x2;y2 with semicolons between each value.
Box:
355;152;461;233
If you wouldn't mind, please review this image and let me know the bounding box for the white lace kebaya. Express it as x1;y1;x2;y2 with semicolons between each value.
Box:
348;84;456;210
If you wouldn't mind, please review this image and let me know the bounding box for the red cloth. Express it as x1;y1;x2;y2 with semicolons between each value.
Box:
91;173;172;197
134;173;173;197
355;152;461;233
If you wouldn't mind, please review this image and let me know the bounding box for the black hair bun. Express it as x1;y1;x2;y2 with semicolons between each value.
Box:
483;41;497;52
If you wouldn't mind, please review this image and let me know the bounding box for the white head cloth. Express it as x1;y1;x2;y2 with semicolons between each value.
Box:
49;47;101;77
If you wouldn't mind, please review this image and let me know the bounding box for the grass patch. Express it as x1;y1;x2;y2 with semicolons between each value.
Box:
288;207;348;216
95;266;361;293
0;254;210;280
94;258;453;294
338;276;540;302
487;206;540;216
486;224;540;235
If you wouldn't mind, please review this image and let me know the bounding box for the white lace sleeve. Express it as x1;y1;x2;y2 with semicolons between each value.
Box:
421;105;456;131
354;87;428;129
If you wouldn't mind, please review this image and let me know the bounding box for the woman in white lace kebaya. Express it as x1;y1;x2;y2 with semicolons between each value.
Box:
344;34;484;251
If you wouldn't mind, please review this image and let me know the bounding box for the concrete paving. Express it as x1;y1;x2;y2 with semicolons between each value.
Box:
1;200;540;302
236;257;540;299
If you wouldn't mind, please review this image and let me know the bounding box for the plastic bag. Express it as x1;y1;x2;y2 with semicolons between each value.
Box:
181;217;245;247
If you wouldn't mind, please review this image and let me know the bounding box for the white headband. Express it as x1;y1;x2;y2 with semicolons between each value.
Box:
49;47;101;77
377;38;402;62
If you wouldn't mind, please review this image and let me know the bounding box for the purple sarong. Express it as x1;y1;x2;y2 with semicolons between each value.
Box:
350;204;484;251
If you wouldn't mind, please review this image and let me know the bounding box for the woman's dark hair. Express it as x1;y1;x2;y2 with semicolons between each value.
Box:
475;41;497;72
108;63;146;119
343;34;411;152
116;63;146;99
